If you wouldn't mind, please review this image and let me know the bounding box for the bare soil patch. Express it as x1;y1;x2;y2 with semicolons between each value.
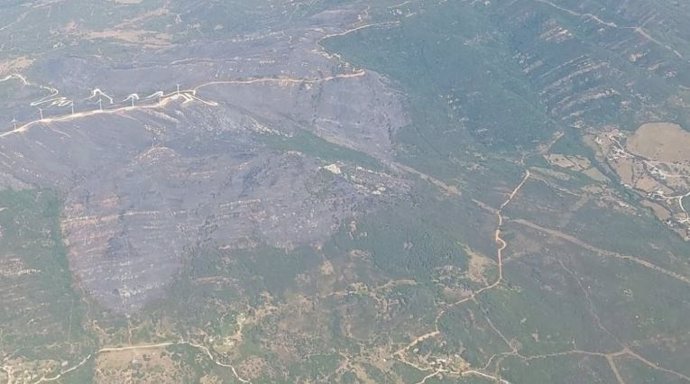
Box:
627;123;690;163
87;30;172;47
95;350;179;384
464;246;495;284
0;57;33;75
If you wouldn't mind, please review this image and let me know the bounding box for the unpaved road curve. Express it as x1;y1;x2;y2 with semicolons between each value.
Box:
393;170;531;381
32;354;92;384
0;71;365;139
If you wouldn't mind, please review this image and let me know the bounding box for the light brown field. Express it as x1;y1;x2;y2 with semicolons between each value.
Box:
545;154;592;171
641;200;672;221
582;167;608;182
464;246;495;284
87;30;172;47
627;122;690;162
0;57;33;75
634;174;661;193
237;356;269;381
95;350;180;384
544;153;608;182
612;158;635;186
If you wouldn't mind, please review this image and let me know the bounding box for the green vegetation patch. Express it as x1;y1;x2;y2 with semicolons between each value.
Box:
615;356;687;384
323;1;554;158
500;354;616;383
327;197;469;281
481;252;619;356
437;301;512;367
0;189;95;363
570;200;690;275
262;129;383;171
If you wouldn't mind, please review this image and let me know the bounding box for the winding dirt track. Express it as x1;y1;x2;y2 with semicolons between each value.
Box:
0;70;368;139
395;164;690;384
395;170;531;384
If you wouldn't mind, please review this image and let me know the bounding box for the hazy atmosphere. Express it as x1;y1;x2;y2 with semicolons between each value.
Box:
1;1;690;383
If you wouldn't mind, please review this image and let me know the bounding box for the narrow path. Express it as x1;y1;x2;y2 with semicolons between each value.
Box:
534;0;619;28
386;161;460;196
462;369;512;384
625;349;690;382
392;331;440;357
534;0;685;59
414;370;440;384
99;341;250;383
678;192;690;220
557;260;621;345
393;170;531;381
0;71;365;139
192;70;365;92
32;354;92;384
510;218;690;285
26;340;251;384
0;366;12;384
98;342;176;353
394;164;690;383
519;347;690;383
606;355;627;384
186;341;250;383
488;170;532;290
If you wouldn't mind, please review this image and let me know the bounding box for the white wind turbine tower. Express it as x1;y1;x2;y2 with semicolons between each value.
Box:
144;90;164;104
97;98;103;111
89;88;114;104
11;116;17;130
38;107;44;120
124;93;140;107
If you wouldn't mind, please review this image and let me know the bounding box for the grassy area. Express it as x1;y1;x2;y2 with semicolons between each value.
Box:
4;2;690;383
570;200;690;275
500;354;616;383
323;2;555;165
502;177;583;228
437;301;512;367
0;189;95;366
616;356;688;384
325;193;470;281
261;129;384;171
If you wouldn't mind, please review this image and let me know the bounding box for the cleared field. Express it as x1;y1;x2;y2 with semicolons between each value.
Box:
627;123;690;163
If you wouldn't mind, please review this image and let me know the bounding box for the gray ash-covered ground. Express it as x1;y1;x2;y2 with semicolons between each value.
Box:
0;1;411;312
3;1;690;383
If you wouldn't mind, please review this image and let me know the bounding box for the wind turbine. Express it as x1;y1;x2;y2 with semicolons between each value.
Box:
70;101;75;115
87;88;114;105
97;98;103;111
145;91;164;104
176;84;180;96
123;93;140;107
11;117;17;130
38;107;44;120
